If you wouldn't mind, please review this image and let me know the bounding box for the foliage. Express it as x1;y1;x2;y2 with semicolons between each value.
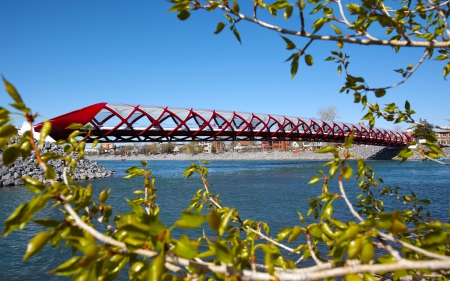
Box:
412;119;437;139
168;0;449;132
2;76;450;280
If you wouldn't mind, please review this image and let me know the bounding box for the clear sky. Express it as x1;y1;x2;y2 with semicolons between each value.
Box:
1;1;448;131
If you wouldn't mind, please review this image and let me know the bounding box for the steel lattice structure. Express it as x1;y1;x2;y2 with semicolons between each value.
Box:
34;102;412;146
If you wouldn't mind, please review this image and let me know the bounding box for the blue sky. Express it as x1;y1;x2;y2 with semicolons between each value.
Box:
1;1;448;130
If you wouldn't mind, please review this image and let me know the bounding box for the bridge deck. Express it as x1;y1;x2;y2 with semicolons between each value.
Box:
34;103;412;146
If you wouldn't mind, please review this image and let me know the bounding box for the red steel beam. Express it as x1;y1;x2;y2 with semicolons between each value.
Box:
35;103;412;146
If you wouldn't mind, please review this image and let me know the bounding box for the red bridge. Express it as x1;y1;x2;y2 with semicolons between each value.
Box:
35;102;412;146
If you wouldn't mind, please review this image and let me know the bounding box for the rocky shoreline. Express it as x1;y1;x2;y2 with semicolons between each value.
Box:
0;141;113;187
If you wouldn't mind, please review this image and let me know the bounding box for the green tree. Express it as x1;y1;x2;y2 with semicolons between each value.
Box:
413;119;436;139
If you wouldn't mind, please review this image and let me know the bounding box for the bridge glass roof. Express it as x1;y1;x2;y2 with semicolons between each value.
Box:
35;102;412;146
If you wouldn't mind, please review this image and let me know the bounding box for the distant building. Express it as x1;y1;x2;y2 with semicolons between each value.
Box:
436;128;450;146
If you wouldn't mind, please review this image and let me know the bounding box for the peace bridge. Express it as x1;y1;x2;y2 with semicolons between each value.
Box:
34;103;412;147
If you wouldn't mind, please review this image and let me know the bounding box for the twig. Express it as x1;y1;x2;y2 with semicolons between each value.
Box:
210;4;450;48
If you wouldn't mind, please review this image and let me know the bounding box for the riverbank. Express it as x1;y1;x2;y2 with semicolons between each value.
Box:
85;146;403;161
85;146;450;162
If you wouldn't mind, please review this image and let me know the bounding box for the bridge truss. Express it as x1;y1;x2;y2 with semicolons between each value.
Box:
34;103;412;146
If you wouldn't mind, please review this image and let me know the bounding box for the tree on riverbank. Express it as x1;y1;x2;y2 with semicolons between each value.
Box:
1;0;450;279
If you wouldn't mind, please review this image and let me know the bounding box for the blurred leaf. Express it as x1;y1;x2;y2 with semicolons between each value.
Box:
2;144;20;165
215;240;232;263
342;164;353;181
308;176;321;184
281;35;296;50
218;209;233;236
330;23;342;35
23;231;53;261
65;123;84;129
47;256;83;276
22;176;46;194
344;131;355;149
288;225;302;243
175;211;207;229
233;27;242;44
177;10;190;20
315;146;336;154
2;76;23;103
305;54;314;66
0;124;17;138
208;210;221;232
214;22;226;34
174;234;198;259
277;227;292;241
284;5;293;19
39;121;52;147
321;202;334;220
375;89;386;98
232;0;240;12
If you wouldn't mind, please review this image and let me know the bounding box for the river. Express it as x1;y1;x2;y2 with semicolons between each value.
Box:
0;160;448;280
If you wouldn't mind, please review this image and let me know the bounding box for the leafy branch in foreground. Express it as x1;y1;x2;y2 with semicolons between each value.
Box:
169;0;449;128
2;78;450;280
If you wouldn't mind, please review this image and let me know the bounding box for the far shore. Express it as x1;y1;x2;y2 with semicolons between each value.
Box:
85;147;404;161
85;146;450;162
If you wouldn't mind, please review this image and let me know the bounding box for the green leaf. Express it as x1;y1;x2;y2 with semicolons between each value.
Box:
175;211;207;229
344;273;364;281
177;10;190;21
0;124;18;138
281;35;296;50
174;234;198;259
330;23;342;35
443;62;450;79
65;123;84;129
215;240;232;263
214;22;226;34
288;225;302;242
2;144;20;166
315;146;336;153
290;61;298;79
304;54;313;66
276;227;293;241
321;203;334;220
23;231;53;261
344;131;355;149
48;256;83;276
423;230;447;245
297;210;305;223
218;209;233;236
284;5;293;19
375;89;386;98
2;76;23;103
308;176;321;184
233;27;242;44
22;176;46;194
39;121;52;147
3;203;28;237
44;165;56;180
98;188;110;203
342;164;353;181
232;0;240;13
208;210;221;232
33;218;62;229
